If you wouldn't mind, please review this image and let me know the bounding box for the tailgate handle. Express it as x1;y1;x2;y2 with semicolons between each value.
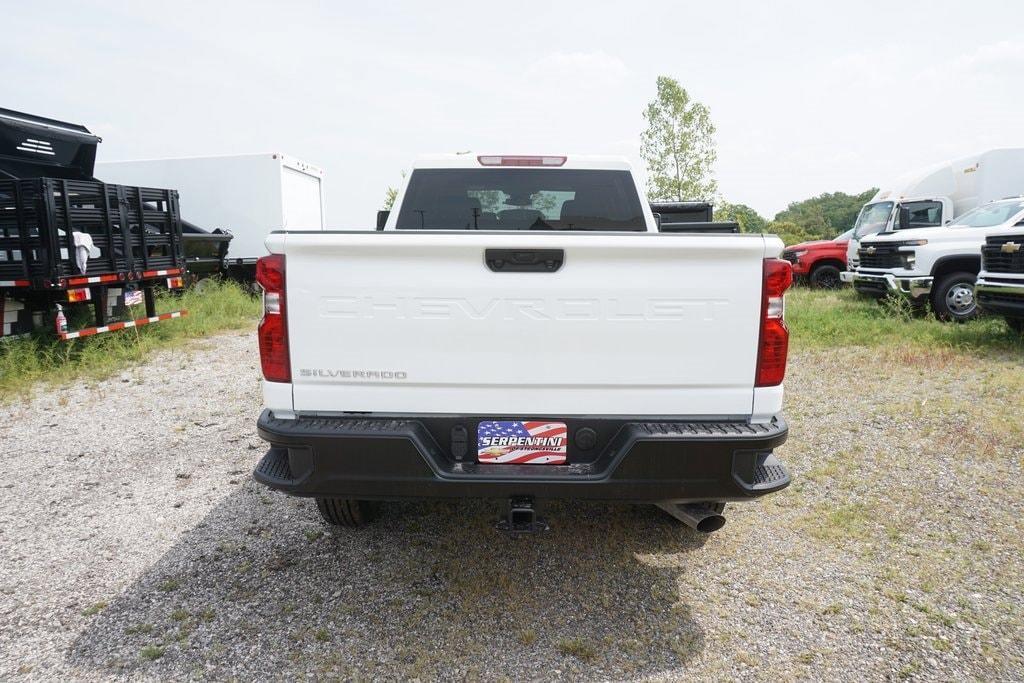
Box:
485;248;563;273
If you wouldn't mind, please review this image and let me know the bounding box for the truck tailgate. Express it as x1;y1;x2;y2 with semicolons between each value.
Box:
276;232;769;416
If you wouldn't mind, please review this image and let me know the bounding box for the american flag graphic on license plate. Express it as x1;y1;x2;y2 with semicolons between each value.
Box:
477;421;568;465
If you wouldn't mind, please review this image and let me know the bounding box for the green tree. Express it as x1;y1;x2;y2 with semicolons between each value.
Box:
766;220;816;246
382;186;398;211
640;76;717;202
382;170;407;210
773;188;877;239
713;202;767;233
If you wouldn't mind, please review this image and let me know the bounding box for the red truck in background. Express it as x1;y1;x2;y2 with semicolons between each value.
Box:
781;228;853;288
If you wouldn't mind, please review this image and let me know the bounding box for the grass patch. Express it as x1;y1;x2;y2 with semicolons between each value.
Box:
139;645;165;661
80;601;108;616
804;502;874;543
0;280;259;403
787;286;1024;353
555;637;597;662
517;629;537;646
158;578;182;592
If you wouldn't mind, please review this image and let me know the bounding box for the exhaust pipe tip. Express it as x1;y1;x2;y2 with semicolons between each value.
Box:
694;513;726;533
656;502;727;533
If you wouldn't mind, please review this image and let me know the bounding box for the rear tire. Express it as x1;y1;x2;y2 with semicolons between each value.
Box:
315;497;375;527
931;271;979;322
1007;317;1024;335
809;264;842;289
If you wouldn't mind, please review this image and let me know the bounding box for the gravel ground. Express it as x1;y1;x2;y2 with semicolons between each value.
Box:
0;331;1022;681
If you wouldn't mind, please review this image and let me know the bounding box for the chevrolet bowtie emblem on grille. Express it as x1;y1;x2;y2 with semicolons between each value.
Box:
1001;241;1021;254
865;246;877;255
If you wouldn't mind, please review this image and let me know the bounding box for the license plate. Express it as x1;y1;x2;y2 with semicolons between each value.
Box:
477;421;567;464
124;290;144;306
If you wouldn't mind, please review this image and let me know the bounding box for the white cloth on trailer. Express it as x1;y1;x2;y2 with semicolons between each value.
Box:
72;232;94;274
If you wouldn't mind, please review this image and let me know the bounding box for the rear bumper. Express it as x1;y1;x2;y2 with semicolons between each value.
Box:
851;271;932;299
253;410;790;503
976;278;1024;317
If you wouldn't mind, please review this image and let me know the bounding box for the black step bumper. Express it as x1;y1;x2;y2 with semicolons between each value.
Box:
254;410;791;503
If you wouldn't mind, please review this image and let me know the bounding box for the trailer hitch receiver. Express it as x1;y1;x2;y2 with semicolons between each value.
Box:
496;496;548;536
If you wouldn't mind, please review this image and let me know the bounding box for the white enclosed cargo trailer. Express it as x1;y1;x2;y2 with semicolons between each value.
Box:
97;153;326;278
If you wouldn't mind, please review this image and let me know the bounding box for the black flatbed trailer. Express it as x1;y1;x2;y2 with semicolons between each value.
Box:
0;108;189;339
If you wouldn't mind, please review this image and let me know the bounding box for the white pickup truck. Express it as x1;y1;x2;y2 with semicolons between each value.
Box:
252;154;793;534
976;215;1024;334
851;198;1024;321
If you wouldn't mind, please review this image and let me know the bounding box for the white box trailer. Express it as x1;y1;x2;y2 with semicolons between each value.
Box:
874;148;1024;220
97;153;326;277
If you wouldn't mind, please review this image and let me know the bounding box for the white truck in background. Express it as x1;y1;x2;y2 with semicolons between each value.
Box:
251;154;794;535
843;149;1024;273
842;149;1024;320
97;153;326;280
974;206;1024;334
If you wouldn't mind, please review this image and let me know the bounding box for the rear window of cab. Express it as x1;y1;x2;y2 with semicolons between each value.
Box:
395;169;646;231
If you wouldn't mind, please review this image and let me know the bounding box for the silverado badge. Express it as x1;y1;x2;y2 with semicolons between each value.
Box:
865;246;877;255
1001;241;1021;254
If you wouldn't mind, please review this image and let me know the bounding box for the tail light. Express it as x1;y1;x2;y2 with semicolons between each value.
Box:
755;258;793;387
66;287;92;302
256;254;290;383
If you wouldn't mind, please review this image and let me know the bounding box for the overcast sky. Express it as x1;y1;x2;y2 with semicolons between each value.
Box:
5;0;1024;225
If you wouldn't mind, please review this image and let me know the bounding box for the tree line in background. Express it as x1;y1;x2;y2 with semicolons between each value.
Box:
714;190;878;245
642;76;876;244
